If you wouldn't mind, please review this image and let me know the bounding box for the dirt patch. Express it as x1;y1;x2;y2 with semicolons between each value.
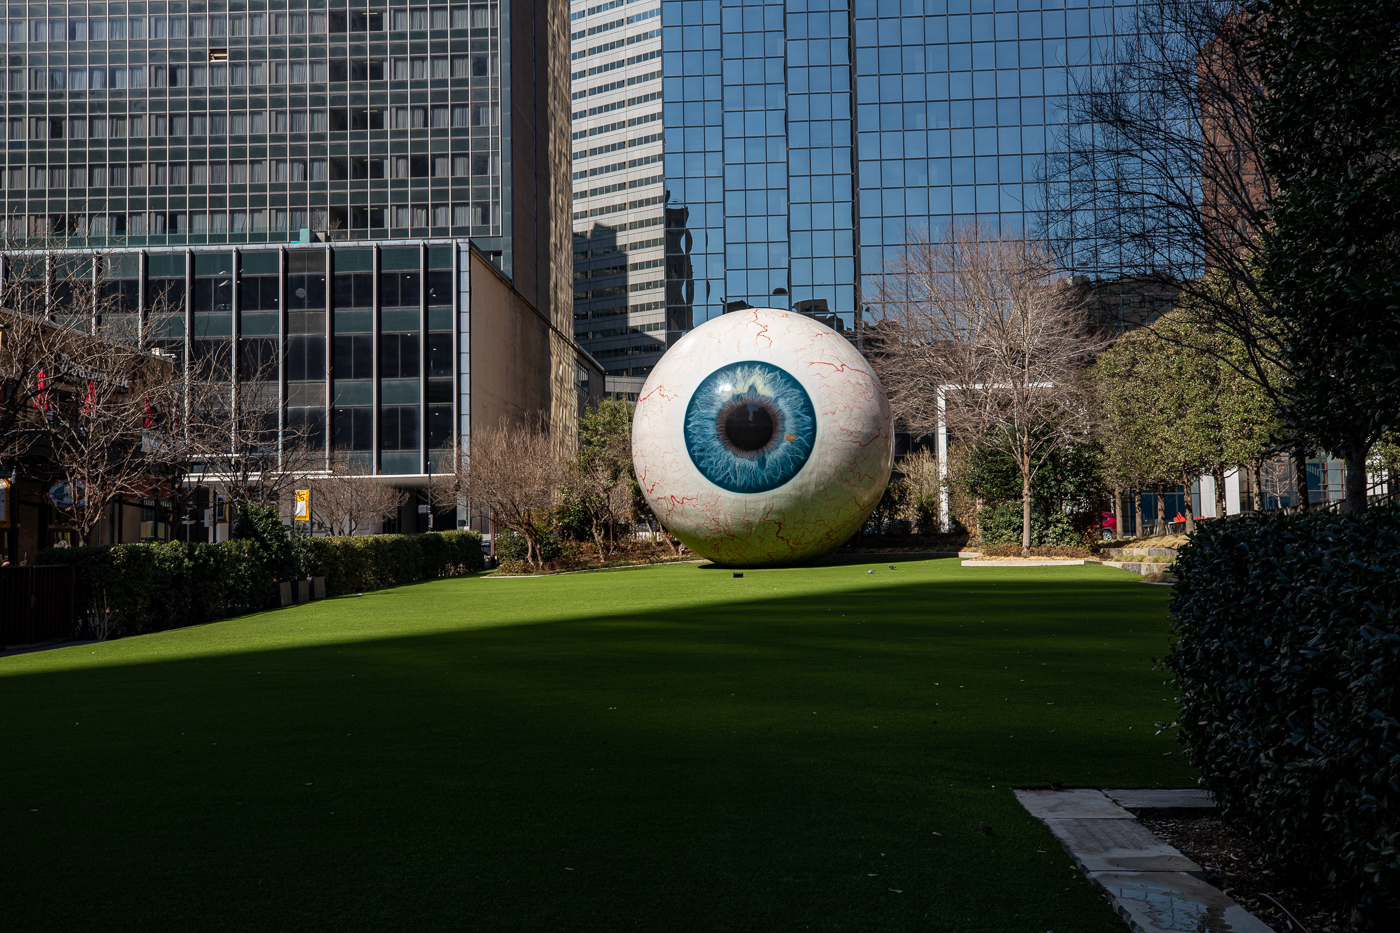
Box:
1141;814;1364;932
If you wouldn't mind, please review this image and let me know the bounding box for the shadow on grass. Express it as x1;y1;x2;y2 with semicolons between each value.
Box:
0;562;1178;933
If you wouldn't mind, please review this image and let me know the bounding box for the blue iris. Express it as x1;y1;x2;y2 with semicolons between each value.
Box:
684;361;816;494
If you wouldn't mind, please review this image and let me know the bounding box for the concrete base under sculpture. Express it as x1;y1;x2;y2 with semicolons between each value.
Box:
632;307;894;567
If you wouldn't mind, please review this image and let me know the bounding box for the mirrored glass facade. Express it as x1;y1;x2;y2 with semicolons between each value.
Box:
662;0;1134;332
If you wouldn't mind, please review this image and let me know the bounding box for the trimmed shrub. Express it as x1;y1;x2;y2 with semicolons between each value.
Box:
977;502;1080;547
38;530;484;639
1167;506;1400;913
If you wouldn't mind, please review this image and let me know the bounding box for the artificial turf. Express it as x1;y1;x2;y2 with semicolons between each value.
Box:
0;556;1192;932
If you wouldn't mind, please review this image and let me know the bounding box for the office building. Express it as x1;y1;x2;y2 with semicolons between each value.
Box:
0;0;590;551
661;0;1133;334
567;0;678;398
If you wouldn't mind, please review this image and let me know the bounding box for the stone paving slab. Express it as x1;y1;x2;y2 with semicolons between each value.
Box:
1016;789;1275;933
1105;788;1215;814
961;559;1087;567
1089;871;1276;933
1044;818;1200;872
1016;788;1136;820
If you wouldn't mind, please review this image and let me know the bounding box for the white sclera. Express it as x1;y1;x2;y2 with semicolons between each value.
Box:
632;307;894;567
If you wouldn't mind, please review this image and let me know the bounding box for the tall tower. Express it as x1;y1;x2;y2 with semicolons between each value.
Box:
566;0;670;399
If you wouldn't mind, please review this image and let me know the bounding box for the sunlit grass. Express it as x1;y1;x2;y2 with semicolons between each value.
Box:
1;557;1188;932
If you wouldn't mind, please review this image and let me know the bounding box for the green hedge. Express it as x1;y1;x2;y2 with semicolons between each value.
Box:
37;530;484;639
977;501;1078;547
1167;506;1400;912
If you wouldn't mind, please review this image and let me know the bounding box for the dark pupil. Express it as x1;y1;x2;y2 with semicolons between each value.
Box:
725;403;774;452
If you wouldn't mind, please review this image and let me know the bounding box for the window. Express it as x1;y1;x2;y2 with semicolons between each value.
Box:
231;63;248;85
392;9;408;29
249;13;266;35
451;5;470;28
411;8;428;29
311;110;328;132
451;56;469;78
251;63;266;84
250;111;267;134
191;65;207;87
291;110;308;133
433;205;449;227
453;204;470;225
433;155;450;177
392;58;409;80
89;166;107;187
430;106;448;128
310;159;328;181
392;156;409;178
393;205;409;227
110;165;127;186
211;162;228;184
230;162;248;184
393;107;409;128
431;8;448;29
290;160;307;182
170;115;187;135
69;117;87;140
250;160;267;183
413;205;429;227
210;113;227;135
230;113;248;134
311;61;328;82
290;61;309;83
451;105;470;127
411;57;426;79
190;114;206;135
191;163;208;186
273;160;288;183
170;163;188;185
411;106;427;128
431;57;448;80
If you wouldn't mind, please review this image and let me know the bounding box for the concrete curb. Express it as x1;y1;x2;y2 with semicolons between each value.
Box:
1016;788;1276;933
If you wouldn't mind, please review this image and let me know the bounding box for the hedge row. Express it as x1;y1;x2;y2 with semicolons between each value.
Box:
1168;506;1400;912
36;530;484;639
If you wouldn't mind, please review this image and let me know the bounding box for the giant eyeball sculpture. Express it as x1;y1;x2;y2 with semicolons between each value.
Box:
632;307;894;567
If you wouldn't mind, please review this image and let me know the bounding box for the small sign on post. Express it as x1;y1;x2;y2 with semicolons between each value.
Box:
293;489;311;523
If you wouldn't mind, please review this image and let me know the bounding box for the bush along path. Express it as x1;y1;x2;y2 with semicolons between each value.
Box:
1168;504;1400;923
35;504;484;639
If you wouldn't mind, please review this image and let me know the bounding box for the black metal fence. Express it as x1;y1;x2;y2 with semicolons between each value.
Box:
0;565;75;647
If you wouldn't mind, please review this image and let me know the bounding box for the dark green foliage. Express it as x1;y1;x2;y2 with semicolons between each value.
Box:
977;502;1079;548
37;531;484;639
1249;0;1400;504
1168;506;1400;911
963;439;1106;515
494;527;562;564
861;476;911;534
231;503;300;581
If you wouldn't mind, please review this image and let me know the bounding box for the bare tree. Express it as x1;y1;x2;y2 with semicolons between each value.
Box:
872;224;1102;554
462;415;562;570
311;454;406;536
0;253;192;545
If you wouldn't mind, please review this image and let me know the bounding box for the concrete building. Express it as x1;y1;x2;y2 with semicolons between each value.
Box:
0;0;591;559
567;0;681;398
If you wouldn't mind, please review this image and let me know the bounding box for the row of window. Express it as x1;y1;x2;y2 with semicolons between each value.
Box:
8;104;500;141
12;203;495;235
9;153;501;188
328;404;453;453
7;55;497;91
280;332;454;381
5;7;496;44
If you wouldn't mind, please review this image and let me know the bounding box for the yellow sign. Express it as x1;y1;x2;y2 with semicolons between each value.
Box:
0;477;9;529
293;489;311;522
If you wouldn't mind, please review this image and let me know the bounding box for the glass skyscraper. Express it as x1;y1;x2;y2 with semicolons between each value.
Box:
662;0;1131;334
0;1;536;270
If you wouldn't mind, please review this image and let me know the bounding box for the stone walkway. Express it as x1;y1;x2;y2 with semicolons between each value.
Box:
1016;787;1276;933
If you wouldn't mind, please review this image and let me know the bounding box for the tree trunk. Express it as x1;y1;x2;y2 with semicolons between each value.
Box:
1293;448;1311;511
1213;465;1227;521
1021;463;1033;556
1251;460;1265;512
1156;484;1168;535
1112;486;1123;540
1179;472;1196;534
1344;442;1371;513
1133;489;1143;540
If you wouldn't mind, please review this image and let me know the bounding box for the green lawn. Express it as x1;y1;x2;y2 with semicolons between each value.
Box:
1;557;1191;932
